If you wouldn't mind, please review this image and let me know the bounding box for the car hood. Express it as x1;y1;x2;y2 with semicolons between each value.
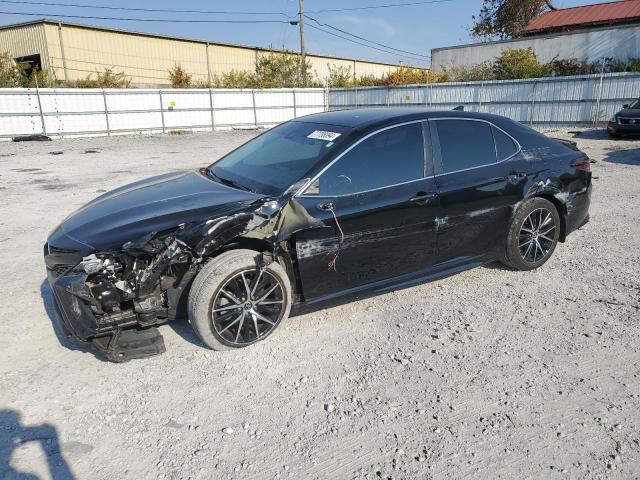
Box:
49;170;264;251
617;108;640;118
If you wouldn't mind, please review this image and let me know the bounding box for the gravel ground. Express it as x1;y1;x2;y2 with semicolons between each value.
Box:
0;128;639;480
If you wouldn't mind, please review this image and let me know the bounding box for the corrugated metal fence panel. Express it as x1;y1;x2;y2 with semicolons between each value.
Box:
328;72;640;127
0;88;326;138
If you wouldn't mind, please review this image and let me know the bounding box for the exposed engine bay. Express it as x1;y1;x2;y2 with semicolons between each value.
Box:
50;193;319;362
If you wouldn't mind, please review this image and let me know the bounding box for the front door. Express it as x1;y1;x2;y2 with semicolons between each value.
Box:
292;121;440;301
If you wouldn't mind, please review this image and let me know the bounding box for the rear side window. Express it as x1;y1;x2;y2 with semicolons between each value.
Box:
434;119;496;173
492;126;518;160
310;122;425;196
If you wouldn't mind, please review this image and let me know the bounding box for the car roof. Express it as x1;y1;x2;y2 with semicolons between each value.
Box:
293;107;512;130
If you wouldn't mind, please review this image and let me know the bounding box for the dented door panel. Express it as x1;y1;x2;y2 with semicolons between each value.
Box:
293;177;439;301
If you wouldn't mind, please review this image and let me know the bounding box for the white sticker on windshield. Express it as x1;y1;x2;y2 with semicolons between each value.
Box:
307;130;341;142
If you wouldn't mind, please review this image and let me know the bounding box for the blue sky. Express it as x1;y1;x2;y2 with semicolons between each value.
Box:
0;0;606;67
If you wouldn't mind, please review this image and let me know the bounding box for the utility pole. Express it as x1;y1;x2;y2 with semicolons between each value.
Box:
298;0;305;87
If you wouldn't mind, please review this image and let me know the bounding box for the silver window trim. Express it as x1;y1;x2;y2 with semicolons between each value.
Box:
429;117;522;176
295;119;429;198
295;116;523;197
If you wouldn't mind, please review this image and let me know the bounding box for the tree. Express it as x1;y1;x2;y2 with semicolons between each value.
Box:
255;50;313;88
327;64;353;88
0;52;29;87
472;0;556;40
168;64;192;88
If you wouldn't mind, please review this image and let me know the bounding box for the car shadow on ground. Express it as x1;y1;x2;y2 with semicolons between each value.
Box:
0;409;76;479
570;129;611;140
166;318;207;349
603;148;640;165
39;279;107;362
571;129;640;141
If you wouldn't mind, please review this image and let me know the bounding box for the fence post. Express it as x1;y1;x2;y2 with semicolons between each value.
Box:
386;87;390;108
158;90;166;134
324;79;329;112
424;75;429;110
292;89;297;118
593;58;606;128
102;88;110;136
251;89;258;127
33;81;47;136
354;86;358;108
529;81;537;127
208;88;216;132
478;82;484;112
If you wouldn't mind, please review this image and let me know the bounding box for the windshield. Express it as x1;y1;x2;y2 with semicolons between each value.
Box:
629;99;640;109
208;121;350;195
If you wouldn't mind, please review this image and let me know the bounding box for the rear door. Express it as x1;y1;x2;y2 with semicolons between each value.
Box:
293;121;440;301
430;118;522;263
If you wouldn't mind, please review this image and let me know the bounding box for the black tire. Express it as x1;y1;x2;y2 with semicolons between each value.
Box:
608;131;621;139
501;198;561;271
187;249;292;351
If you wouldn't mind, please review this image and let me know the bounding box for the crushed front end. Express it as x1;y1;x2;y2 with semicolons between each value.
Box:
44;227;198;362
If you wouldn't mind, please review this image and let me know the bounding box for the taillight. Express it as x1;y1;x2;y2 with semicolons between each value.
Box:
571;156;591;172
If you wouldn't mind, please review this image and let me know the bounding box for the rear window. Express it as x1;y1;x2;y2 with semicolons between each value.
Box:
435;119;496;173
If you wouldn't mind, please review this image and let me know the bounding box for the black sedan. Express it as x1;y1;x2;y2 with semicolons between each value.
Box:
44;109;592;361
607;98;640;137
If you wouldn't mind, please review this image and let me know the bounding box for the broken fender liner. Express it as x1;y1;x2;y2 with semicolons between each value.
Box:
92;327;166;363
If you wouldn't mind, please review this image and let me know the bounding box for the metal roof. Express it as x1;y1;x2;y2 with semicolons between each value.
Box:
523;0;640;34
0;18;423;69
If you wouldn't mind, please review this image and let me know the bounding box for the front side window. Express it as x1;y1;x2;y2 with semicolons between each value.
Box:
307;122;425;196
208;121;349;195
434;119;497;173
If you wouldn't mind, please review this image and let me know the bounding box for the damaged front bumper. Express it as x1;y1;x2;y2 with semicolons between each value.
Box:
45;245;165;362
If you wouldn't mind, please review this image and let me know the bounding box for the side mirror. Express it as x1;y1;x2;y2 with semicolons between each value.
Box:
623;104;630;109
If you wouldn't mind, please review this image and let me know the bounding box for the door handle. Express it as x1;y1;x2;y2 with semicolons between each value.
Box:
409;192;437;205
506;171;527;182
317;201;335;211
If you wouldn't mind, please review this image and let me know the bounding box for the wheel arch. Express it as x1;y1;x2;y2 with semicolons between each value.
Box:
204;236;303;302
531;193;567;242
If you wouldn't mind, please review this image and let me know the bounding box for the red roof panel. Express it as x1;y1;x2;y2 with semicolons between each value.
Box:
523;0;640;33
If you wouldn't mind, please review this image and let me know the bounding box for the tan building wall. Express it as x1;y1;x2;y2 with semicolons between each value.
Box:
0;22;49;69
0;20;425;87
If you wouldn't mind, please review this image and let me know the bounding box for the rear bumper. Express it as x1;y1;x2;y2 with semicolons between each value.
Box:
565;179;591;237
607;122;640;135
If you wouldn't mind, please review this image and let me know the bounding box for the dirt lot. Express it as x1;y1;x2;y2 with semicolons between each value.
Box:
0;128;638;480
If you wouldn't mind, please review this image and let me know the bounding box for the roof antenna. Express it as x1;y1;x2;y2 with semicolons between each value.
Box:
453;105;464;111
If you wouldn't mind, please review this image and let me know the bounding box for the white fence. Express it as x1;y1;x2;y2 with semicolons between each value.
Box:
328;72;640;127
0;87;327;139
1;73;638;139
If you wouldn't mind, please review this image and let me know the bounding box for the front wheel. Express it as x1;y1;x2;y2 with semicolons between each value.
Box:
502;198;560;271
188;249;292;351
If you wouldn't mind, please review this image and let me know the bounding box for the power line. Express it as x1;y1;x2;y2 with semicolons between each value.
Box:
0;0;292;17
307;0;453;14
304;14;429;59
305;23;426;64
0;10;292;23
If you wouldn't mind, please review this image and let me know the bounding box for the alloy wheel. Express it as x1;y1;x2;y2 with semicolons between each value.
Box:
518;207;557;264
210;268;285;346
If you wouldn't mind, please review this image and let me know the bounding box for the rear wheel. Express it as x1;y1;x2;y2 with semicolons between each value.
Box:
502;198;560;271
188;250;292;351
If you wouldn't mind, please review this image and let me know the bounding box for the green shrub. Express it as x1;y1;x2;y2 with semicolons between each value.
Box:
493;48;548;79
